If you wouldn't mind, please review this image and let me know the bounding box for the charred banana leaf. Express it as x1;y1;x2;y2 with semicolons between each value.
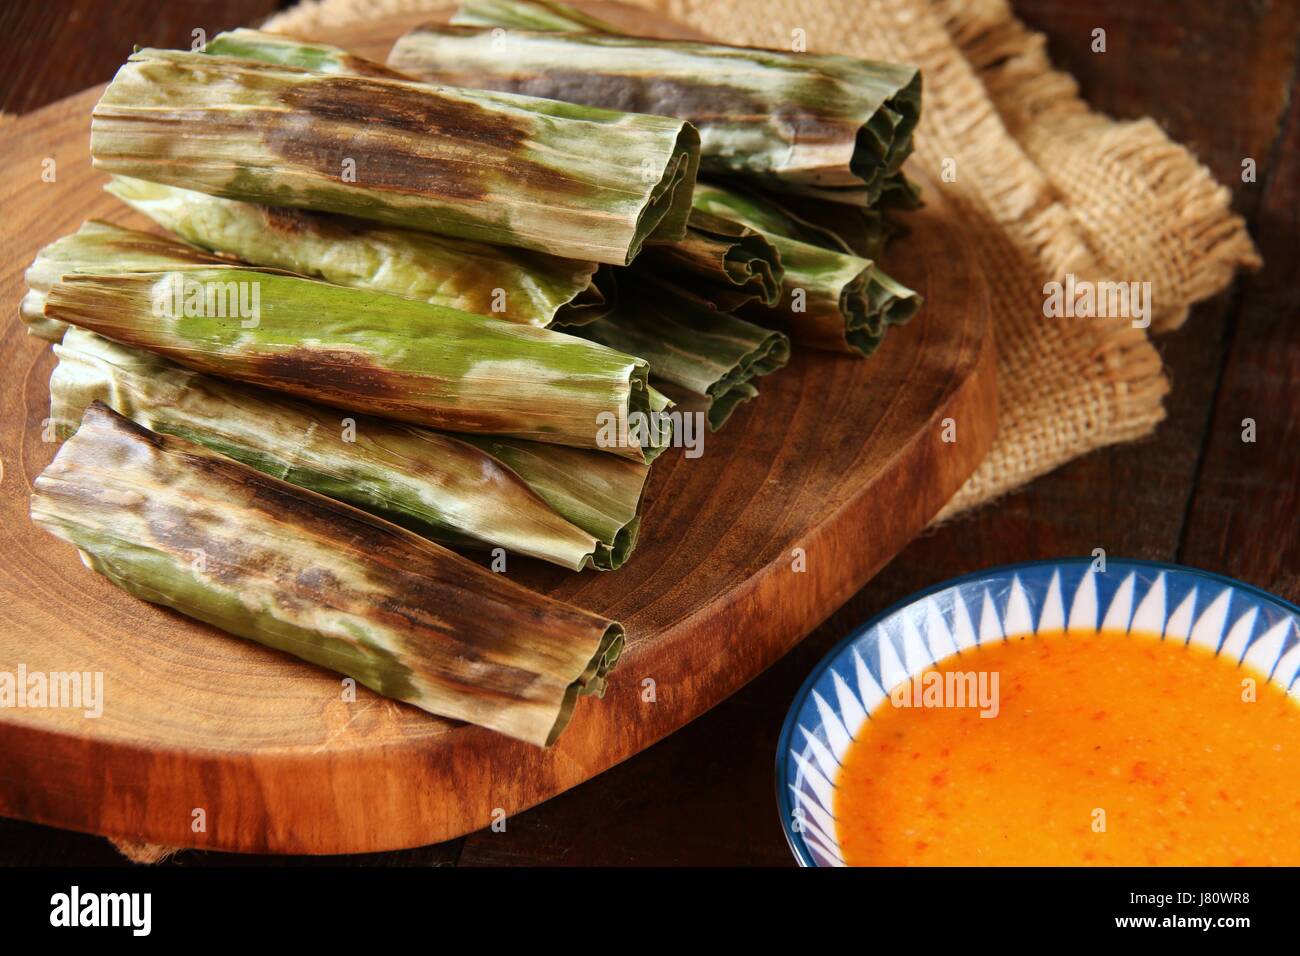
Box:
461;436;648;568
50;328;647;570
579;276;790;430
22;220;227;342
90;49;699;265
452;0;616;30
30;402;623;745
640;209;783;311
107;178;612;328
43;268;670;461
202;27;412;77
691;183;921;355
774;197;902;263
390;17;919;205
773;173;922;260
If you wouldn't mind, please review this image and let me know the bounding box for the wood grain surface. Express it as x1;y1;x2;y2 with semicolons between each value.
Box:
1;0;1292;867
0;4;995;854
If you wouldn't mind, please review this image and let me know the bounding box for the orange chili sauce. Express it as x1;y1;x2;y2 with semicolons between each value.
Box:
834;630;1300;866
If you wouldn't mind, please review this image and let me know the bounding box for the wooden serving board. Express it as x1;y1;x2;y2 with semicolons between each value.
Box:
0;4;995;854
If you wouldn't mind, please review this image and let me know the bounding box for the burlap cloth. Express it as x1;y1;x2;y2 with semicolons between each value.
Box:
106;0;1256;861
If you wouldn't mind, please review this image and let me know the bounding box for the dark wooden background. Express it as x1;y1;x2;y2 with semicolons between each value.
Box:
1;0;1296;866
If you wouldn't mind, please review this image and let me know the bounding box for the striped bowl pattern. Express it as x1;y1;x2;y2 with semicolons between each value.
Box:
776;559;1300;867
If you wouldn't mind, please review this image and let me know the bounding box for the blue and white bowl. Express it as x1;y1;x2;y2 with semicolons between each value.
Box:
776;558;1300;867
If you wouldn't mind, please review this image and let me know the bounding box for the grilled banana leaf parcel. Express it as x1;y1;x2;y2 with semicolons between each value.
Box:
31;402;623;746
777;196;903;263
202;26;412;77
452;0;616;30
90;48;699;265
389;20;920;205
461;435;647;567
776;173;922;260
640;210;783;311
42;268;670;461
21;220;227;341
50;328;647;570
691;183;921;355
107;178;613;328
579;276;789;430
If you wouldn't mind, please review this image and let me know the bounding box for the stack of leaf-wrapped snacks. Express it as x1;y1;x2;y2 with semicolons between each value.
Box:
579;275;789;430
107;178;617;329
34;403;623;747
50;328;647;572
24;1;925;744
91;48;699;264
390;0;924;354
43;264;670;457
395;8;919;206
638;210;784;313
691;183;921;355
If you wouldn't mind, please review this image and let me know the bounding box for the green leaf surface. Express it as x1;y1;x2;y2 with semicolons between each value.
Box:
91;48;699;264
31;402;623;746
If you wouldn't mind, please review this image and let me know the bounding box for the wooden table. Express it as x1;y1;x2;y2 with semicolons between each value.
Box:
1;0;1296;866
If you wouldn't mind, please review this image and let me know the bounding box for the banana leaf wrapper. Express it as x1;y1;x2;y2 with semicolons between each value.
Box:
21;220;227;341
50;328;647;571
460;435;647;566
640;209;783;311
389;19;920;205
691;183;921;355
452;0;616;30
43;267;671;461
107;177;614;328
579;276;790;430
30;402;623;746
774;200;902;263
877;172;925;211
773;173;922;260
90;48;700;265
203;27;413;78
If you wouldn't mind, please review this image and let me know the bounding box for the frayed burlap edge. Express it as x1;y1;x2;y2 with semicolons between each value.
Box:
931;0;1260;332
113;839;182;865
111;0;1258;861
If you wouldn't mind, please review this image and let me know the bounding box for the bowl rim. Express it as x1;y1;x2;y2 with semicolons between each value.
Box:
774;556;1300;867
